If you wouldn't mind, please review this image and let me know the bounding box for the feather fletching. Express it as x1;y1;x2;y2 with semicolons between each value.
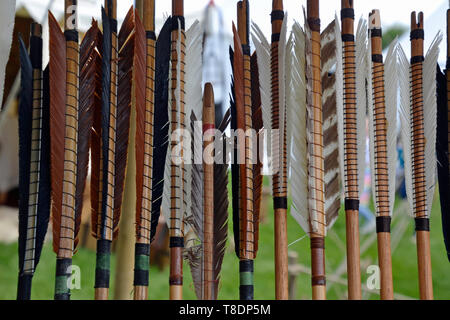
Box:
150;17;172;242
48;12;67;254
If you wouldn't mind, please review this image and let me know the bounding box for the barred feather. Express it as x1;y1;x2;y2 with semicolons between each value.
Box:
321;20;342;229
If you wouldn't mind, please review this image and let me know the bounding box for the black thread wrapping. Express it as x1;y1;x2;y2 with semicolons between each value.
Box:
242;44;250;56
240;285;253;300
273;197;287;209
415;218;430;231
94;239;111;288
271;10;284;22
135;243;150;256
97;239;111;254
341;34;355;42
95;269;110;288
271;33;280;43
310;237;325;249
169;236;184;248
345;199;360;211
239;259;254;272
146;31;156;40
55;258;72;276
376;216;392;233
410;29;424;40
307;18;320;32
172;16;185;31
64;30;78;43
372;54;383;63
30;36;42;69
370;28;382;38
411;55;424;64
312;276;326;286
341;8;355;20
134;270;149;287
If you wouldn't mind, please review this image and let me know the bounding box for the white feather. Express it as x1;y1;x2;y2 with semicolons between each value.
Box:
334;15;345;200
278;14;288;189
0;0;15;106
251;22;273;181
355;18;368;196
384;40;399;214
367;34;376;213
251;22;272;131
397;45;414;214
289;21;309;234
423;32;442;216
184;20;203;231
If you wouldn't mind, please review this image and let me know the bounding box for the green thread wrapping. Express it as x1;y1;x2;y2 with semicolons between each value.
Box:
135;254;149;271
96;253;110;271
55;275;69;294
240;271;253;286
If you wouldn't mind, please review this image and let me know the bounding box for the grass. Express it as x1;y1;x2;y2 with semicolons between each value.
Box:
1;190;449;300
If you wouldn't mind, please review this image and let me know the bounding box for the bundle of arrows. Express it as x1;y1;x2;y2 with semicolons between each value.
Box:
10;0;449;301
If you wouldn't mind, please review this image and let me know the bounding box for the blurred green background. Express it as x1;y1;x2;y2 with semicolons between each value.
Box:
1;189;449;300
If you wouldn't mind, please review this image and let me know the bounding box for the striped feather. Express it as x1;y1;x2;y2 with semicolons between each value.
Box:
321;20;342;229
334;16;345;197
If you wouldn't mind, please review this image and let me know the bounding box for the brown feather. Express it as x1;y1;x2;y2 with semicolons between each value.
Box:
133;11;148;242
112;8;134;237
212;111;231;299
250;53;262;255
48;12;67;254
232;24;248;260
76;20;102;248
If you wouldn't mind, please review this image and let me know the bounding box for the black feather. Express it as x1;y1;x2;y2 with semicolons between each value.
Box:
18;35;33;279
229;46;240;258
35;65;51;267
150;17;172;242
17;38;50;300
100;7;112;238
436;64;450;262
